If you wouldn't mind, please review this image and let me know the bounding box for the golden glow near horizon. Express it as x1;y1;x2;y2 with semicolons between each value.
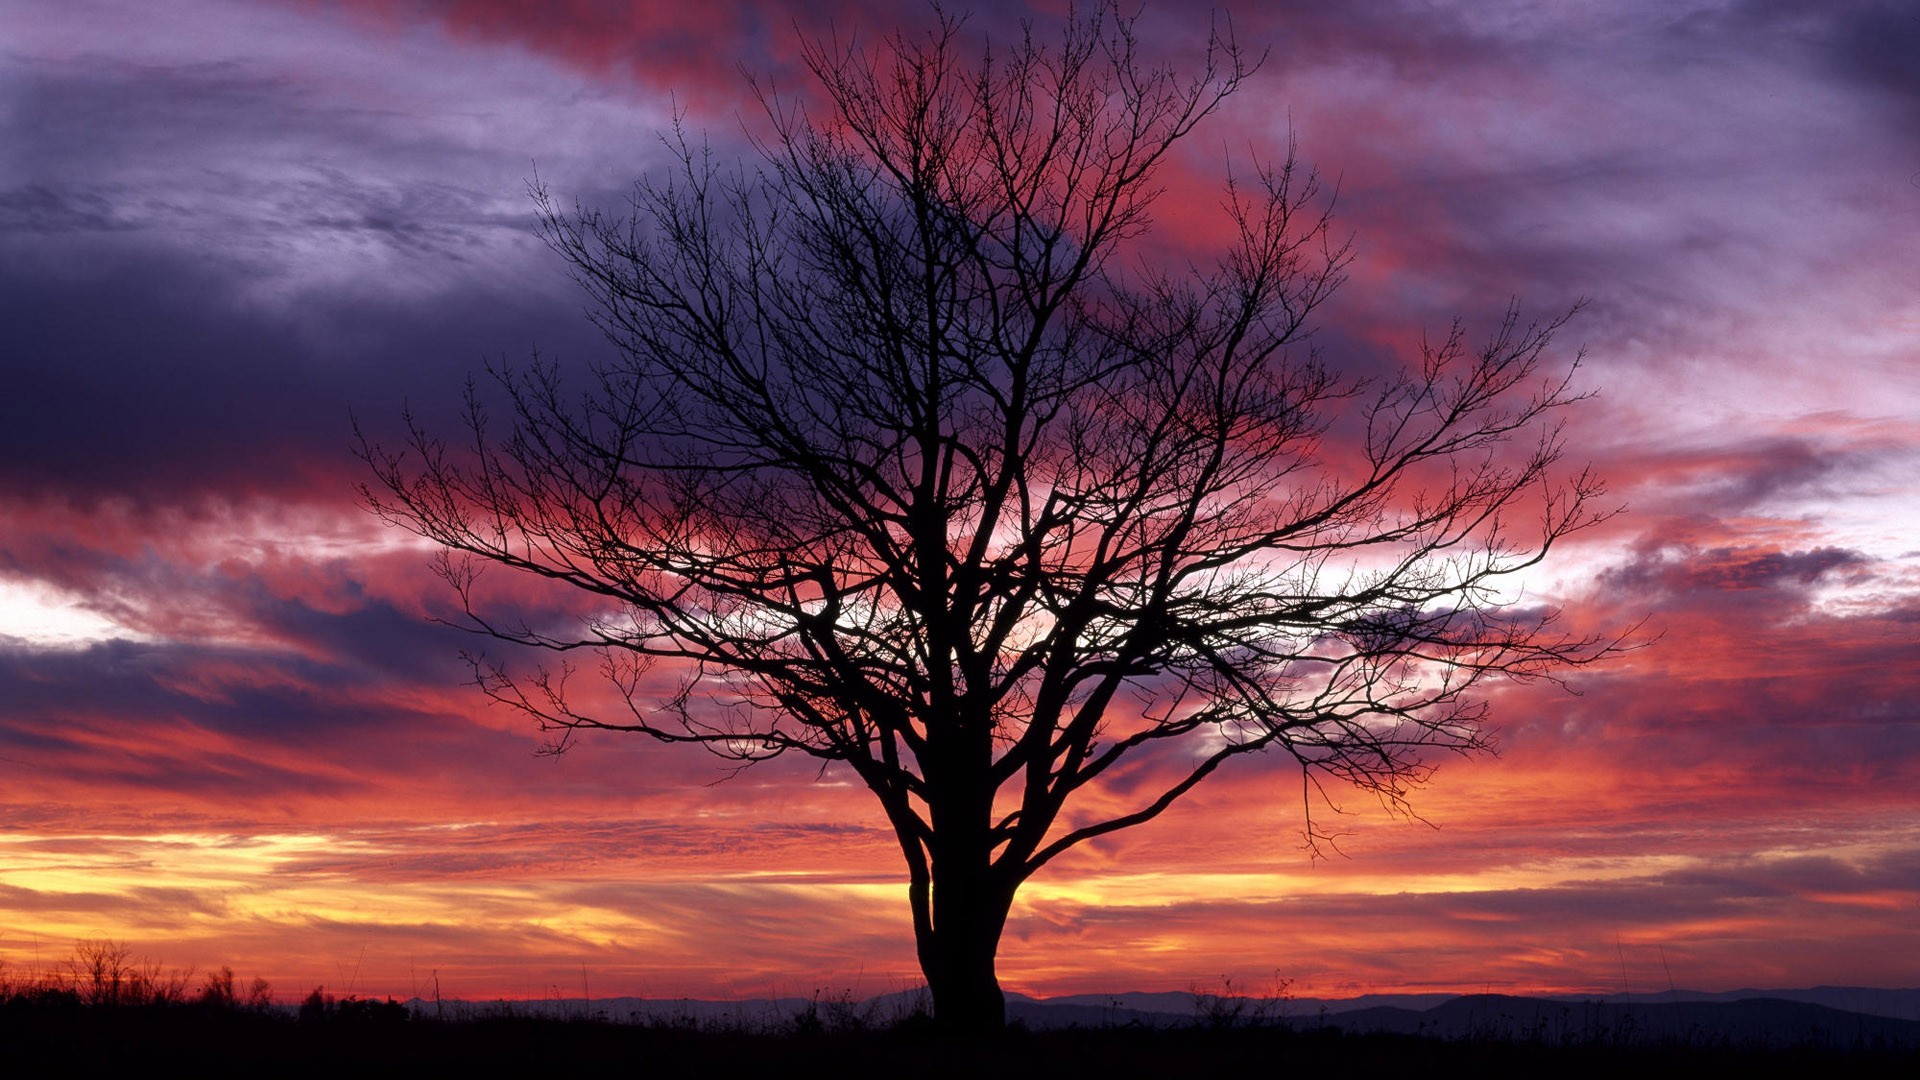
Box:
7;816;1913;1000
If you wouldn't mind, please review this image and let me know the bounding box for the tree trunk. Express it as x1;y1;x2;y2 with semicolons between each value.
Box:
918;715;1014;1036
918;857;1013;1036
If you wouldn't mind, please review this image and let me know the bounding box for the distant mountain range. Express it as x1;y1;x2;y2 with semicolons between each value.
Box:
402;986;1920;1049
1037;984;1920;1023
1014;987;1920;1048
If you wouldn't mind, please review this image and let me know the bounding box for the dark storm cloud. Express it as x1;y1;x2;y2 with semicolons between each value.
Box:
0;234;610;501
0;53;529;239
1737;0;1920;121
0;49;614;502
1604;543;1868;597
2;256;339;498
1831;6;1920;110
0;635;439;746
1670;438;1869;515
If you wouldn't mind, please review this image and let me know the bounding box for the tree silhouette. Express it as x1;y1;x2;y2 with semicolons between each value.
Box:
360;4;1620;1035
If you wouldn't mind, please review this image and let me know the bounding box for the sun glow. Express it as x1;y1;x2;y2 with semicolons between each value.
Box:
0;577;153;648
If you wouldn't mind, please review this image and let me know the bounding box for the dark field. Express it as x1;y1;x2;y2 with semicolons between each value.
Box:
7;993;1916;1078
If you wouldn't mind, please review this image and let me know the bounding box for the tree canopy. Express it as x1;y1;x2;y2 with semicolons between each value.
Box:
360;3;1621;1034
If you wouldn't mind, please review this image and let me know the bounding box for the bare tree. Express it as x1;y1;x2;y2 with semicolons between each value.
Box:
361;3;1620;1035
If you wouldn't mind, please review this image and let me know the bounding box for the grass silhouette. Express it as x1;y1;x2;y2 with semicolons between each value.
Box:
4;941;1915;1075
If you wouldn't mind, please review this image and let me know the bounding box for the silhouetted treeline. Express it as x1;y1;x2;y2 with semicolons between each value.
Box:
5;941;1913;1074
6;988;1916;1077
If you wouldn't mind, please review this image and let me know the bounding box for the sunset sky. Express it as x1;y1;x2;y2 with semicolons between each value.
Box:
2;0;1916;1005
